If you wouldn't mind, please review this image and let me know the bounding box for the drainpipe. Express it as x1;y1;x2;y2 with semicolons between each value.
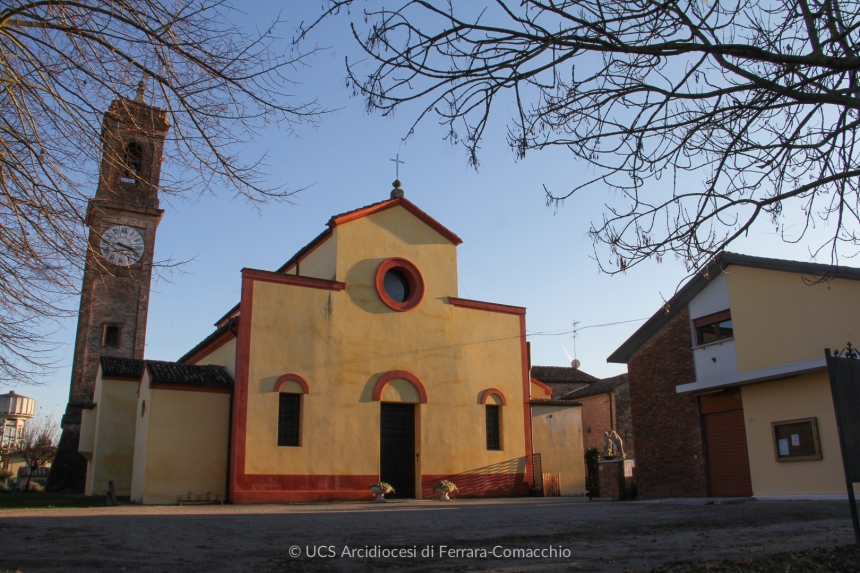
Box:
608;391;615;430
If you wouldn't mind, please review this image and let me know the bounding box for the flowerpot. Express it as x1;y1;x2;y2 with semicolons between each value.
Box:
370;485;387;503
439;491;450;501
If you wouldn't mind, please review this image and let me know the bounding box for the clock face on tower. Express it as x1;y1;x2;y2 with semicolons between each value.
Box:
100;225;145;266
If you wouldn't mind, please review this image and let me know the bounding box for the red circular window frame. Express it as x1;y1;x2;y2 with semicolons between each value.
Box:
375;258;425;312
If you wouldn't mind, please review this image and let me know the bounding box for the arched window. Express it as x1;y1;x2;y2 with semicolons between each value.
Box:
275;374;309;447
123;142;143;180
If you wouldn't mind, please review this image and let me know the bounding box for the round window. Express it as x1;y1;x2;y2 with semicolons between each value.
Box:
383;268;411;302
375;258;425;312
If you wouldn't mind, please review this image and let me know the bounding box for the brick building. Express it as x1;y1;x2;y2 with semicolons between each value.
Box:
608;252;860;500
557;374;632;456
531;367;634;458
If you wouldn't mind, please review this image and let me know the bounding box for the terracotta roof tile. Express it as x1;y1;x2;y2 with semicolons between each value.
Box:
557;374;628;400
531;365;600;384
145;360;233;389
100;356;145;379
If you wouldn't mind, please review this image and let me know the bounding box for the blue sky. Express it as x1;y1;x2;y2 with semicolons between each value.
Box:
7;3;834;418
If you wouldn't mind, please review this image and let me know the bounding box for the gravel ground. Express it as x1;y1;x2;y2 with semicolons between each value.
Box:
0;497;854;573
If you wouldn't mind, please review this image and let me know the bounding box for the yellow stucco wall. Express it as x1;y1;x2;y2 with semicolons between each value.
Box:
243;206;528;496
531;381;552;400
130;372;152;503
298;235;336;280
193;338;237;377
80;408;96;458
83;370;139;496
741;373;845;496
531;404;586;496
726;266;860;372
131;372;230;504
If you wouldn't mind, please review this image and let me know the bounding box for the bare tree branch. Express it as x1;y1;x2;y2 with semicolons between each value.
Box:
0;1;327;383
307;0;860;277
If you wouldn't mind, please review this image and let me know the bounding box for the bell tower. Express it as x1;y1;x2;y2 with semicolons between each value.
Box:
48;85;170;491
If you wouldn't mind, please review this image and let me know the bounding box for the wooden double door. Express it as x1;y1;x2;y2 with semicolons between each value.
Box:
380;403;416;499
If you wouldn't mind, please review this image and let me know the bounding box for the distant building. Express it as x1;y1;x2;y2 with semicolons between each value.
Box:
1;391;36;479
0;391;35;452
557;374;633;456
609;252;860;499
530;365;598;396
531;367;633;457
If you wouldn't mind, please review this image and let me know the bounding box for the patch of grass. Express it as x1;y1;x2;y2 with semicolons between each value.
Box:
0;492;130;510
643;544;860;573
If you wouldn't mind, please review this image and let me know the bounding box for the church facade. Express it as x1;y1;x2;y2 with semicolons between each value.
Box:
71;94;585;504
80;187;586;503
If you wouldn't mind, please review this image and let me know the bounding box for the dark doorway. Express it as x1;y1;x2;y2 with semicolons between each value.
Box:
380;403;415;499
700;388;753;497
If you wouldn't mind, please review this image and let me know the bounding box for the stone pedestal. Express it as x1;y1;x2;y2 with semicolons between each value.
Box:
598;459;624;500
598;458;636;500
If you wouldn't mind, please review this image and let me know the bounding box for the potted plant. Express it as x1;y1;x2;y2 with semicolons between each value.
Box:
369;482;395;502
432;480;458;501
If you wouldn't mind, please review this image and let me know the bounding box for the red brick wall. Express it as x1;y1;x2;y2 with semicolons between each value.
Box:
580;394;613;451
627;307;707;498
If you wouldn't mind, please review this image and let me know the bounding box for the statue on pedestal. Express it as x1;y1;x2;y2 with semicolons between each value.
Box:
602;430;626;459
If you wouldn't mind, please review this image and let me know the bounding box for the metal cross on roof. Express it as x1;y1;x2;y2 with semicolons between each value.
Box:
390;153;405;180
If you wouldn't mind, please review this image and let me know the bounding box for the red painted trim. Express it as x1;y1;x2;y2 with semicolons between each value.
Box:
374;258;425;312
242;268;346;291
182;327;236;365
235;473;376;490
232;473;379;503
278;230;333;275
230;270;255;503
421;473;527;498
530;378;554;396
481;388;508;405
149;383;232;394
215;303;240;328
520;314;533;487
233;490;372;503
328;197;463;245
448;297;526;316
372;370;429;404
274;373;310;394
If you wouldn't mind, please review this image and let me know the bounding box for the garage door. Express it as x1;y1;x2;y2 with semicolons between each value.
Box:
700;389;752;497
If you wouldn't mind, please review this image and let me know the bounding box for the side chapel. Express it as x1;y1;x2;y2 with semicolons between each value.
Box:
75;94;586;503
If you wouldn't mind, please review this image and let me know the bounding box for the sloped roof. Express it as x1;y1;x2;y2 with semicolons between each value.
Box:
531;365;599;384
607;251;860;364
100;356;145;379
146;360;233;389
557;373;628;400
194;196;462;353
99;357;233;390
328;197;462;245
530;399;582;407
177;319;236;364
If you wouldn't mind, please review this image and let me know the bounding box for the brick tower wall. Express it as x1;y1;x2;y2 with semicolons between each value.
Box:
48;97;168;492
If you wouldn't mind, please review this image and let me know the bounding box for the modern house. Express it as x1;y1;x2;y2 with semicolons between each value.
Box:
608;252;860;499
